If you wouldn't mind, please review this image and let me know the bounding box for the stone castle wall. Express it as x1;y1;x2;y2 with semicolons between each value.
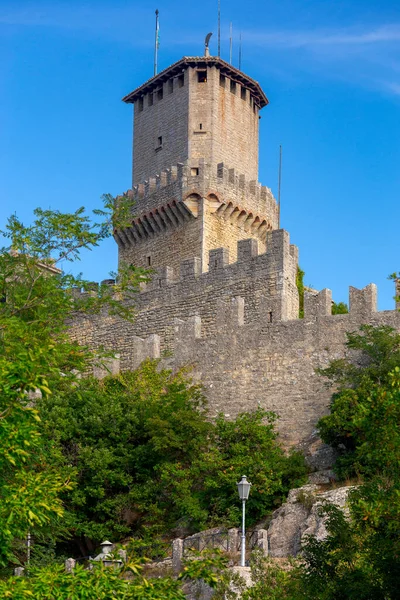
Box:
72;229;299;355
71;278;400;451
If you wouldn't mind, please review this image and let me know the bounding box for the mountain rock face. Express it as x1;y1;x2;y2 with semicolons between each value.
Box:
267;484;353;557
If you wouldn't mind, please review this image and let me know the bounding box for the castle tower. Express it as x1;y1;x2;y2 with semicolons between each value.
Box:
115;55;279;273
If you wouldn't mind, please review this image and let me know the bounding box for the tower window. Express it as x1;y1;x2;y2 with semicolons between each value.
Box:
241;86;247;101
156;135;163;150
191;167;199;176
178;74;184;88
138;97;144;112
230;80;237;94
157;87;163;101
148;93;153;107
168;79;173;94
199;123;203;130
197;70;207;83
220;74;226;88
147;255;152;266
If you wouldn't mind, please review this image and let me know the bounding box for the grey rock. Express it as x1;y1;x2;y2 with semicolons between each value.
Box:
268;484;353;557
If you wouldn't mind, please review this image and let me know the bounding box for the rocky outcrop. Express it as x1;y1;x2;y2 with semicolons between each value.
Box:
267;484;353;557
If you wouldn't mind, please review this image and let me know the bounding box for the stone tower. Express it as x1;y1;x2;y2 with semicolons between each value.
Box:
115;55;279;273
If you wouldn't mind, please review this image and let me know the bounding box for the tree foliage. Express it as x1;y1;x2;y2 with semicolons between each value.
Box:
0;559;187;599
39;362;307;553
0;198;147;567
317;325;400;478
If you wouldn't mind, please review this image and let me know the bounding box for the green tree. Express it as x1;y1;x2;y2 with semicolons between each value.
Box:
317;325;400;478
305;325;400;598
39;365;307;554
331;301;348;315
0;559;187;599
0;198;147;567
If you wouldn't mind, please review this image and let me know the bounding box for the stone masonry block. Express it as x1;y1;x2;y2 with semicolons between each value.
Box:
173;316;202;362
175;315;202;342
237;239;258;262
217;162;225;178
130;335;160;370
349;284;377;315
216;297;245;331
93;354;121;380
172;539;183;575
266;229;290;257
289;244;299;263
148;266;174;290
180;257;201;279
304;289;332;320
209;248;229;271
146;334;161;360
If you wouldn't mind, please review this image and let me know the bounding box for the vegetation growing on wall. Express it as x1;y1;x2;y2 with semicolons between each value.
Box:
296;266;305;318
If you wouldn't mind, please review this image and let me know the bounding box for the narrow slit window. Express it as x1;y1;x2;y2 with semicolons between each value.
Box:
241;87;247;101
157;135;163;148
138;97;144;112
199;123;203;130
230;80;236;94
157;87;163;101
178;74;184;88
147;256;152;267
168;79;173;94
220;74;226;87
148;93;154;107
269;312;273;323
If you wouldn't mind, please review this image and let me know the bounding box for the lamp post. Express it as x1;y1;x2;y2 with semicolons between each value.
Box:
237;475;251;567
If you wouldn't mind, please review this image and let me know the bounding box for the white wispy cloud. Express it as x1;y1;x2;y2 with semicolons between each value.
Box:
242;23;400;99
245;24;400;49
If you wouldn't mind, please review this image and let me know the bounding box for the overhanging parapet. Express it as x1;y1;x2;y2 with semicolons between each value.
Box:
123;56;269;108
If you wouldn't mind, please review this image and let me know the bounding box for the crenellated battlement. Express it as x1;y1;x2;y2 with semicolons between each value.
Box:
76;231;299;325
116;159;279;239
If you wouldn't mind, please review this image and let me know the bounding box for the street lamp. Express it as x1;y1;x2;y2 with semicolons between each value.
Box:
237;475;251;567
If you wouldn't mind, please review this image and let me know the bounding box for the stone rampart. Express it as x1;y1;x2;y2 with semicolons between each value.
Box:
72;229;299;354
70;234;400;451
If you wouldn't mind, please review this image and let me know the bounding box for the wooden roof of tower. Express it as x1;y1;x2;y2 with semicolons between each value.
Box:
122;56;269;108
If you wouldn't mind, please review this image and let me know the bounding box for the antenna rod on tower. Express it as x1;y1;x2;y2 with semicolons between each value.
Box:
218;0;221;57
239;32;242;70
229;22;233;64
154;9;160;76
278;145;282;228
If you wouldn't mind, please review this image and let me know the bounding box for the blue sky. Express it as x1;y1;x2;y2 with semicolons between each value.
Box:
1;0;399;309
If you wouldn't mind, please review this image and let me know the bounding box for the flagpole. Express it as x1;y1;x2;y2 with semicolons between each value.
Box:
154;9;159;76
218;0;221;57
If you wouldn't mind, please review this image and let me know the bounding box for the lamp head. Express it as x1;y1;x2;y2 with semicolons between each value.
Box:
237;475;251;500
